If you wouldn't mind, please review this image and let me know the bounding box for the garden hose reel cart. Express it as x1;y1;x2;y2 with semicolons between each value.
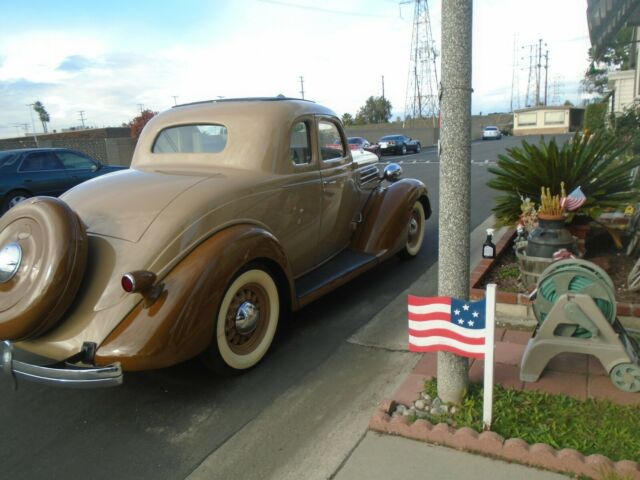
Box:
520;259;640;392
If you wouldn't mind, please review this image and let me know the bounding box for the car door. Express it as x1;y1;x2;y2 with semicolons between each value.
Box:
275;118;323;277
315;116;359;264
54;150;100;188
17;151;71;196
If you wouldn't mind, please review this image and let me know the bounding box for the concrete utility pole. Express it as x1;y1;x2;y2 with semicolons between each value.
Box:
299;76;305;100
543;50;549;106
437;0;473;404
381;75;385;100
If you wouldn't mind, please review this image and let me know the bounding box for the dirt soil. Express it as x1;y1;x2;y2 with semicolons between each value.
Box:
480;230;640;304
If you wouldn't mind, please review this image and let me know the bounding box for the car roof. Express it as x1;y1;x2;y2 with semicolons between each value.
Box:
133;98;339;172
0;147;74;155
483;126;498;129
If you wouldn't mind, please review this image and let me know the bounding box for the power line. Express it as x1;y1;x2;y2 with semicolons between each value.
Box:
256;0;388;18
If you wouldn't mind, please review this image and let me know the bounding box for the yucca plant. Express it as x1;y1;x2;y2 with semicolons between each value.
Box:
488;130;640;225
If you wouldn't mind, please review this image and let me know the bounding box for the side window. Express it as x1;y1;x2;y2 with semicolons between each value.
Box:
289;121;312;165
19;152;63;172
318;120;345;161
56;151;97;170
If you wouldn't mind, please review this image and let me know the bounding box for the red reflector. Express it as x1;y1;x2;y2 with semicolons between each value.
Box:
121;275;135;292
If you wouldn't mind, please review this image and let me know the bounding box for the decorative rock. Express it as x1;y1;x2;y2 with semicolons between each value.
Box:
414;399;426;411
421;392;432;402
450;406;458;415
432;397;442;409
395;404;407;414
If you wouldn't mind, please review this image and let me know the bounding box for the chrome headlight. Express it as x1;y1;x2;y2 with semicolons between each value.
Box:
0;242;22;283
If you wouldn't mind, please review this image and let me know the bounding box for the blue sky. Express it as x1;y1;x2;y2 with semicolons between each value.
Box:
0;0;592;138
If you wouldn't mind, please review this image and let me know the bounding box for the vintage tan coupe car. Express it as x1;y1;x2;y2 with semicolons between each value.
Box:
0;98;430;387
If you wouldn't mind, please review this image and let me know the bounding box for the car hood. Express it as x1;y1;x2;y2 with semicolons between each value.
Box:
61;169;209;242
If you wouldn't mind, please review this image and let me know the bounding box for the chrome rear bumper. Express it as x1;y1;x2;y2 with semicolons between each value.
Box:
1;341;122;388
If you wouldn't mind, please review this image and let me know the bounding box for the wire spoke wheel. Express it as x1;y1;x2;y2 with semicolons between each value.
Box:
400;201;426;258
213;268;280;371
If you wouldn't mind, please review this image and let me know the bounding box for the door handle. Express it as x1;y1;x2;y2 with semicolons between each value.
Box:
323;179;337;185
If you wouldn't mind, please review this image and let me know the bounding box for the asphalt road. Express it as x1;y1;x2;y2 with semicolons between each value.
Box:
0;135;568;480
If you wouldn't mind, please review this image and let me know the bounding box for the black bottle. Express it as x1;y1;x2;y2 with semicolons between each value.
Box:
482;229;496;259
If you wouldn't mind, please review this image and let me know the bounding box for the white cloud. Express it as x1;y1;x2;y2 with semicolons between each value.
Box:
0;0;594;138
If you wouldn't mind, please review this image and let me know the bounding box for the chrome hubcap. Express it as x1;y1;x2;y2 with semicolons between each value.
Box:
235;301;259;335
0;242;22;283
409;218;418;236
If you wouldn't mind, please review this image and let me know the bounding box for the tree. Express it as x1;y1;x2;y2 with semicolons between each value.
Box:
341;113;354;126
128;109;157;140
33;101;50;133
582;27;632;97
563;100;574;107
355;96;392;124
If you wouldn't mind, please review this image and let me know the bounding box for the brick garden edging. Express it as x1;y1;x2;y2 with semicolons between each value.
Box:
370;400;640;479
469;228;640;318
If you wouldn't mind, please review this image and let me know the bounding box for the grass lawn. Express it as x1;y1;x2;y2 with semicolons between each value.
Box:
422;379;640;463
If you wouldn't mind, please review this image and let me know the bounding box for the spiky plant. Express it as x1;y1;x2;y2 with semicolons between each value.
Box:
488;130;640;225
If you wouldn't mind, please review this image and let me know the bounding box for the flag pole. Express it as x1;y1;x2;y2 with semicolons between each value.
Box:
483;283;496;430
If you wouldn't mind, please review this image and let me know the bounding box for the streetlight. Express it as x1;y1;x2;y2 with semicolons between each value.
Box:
26;104;38;147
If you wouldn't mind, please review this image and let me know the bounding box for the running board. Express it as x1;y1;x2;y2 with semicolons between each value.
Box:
295;250;379;307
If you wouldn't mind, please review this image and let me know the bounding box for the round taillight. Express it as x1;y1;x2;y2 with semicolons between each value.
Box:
121;274;135;293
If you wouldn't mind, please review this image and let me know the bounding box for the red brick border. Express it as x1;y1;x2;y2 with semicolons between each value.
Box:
370;400;640;479
469;228;639;318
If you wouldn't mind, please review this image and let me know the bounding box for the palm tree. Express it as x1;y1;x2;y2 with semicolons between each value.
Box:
33;101;50;133
487;130;640;225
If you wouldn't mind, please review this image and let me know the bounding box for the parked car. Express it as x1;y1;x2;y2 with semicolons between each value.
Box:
482;126;502;140
347;137;380;157
377;135;421;155
0;148;126;214
0;98;431;388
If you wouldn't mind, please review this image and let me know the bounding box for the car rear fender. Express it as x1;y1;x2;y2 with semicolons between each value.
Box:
94;224;294;371
351;179;430;255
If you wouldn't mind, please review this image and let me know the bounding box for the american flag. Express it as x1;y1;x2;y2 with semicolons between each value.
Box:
408;295;487;359
561;186;586;211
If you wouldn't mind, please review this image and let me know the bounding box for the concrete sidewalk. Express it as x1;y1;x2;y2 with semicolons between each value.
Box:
334;432;567;480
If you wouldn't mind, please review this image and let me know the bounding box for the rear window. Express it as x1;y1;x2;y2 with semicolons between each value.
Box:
484;126;498;131
153;124;228;153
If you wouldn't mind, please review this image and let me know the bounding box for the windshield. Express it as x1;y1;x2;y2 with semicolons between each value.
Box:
348;138;362;145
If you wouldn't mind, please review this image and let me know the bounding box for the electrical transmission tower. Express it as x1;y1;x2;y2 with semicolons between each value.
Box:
550;74;564;106
403;0;439;126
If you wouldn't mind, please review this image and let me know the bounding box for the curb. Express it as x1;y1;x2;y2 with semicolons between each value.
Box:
370;400;640;480
468;227;640;318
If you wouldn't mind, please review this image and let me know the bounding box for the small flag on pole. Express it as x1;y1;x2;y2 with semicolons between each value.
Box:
408;285;497;429
408;296;487;358
561;186;586;211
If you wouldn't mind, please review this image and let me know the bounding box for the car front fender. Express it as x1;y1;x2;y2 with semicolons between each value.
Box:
351;178;430;255
95;224;293;371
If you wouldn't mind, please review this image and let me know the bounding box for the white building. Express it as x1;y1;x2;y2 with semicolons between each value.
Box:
512;106;585;136
587;0;640;113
